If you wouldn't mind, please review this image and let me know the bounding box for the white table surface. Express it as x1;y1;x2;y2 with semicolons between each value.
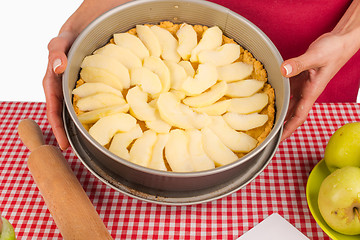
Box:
1;1;359;103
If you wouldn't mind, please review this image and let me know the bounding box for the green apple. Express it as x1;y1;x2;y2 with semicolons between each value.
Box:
324;122;360;172
318;166;360;235
0;217;16;240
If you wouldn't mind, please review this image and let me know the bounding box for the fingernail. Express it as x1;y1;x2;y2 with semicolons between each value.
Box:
53;58;62;73
283;64;292;76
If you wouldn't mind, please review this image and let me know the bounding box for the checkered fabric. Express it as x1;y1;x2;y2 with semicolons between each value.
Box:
1;102;359;239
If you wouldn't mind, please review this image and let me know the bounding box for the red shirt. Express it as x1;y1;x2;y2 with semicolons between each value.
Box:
210;0;360;102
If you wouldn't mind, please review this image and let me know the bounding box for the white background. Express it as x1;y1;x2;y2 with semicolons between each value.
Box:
1;1;359;103
0;0;82;102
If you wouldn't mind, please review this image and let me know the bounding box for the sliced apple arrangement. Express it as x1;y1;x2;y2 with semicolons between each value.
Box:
72;21;275;172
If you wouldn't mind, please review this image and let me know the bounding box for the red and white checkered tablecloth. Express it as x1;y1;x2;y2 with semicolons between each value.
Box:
1;101;360;239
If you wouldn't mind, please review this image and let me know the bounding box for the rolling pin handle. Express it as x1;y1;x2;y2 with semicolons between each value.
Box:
18;118;114;239
18;119;46;152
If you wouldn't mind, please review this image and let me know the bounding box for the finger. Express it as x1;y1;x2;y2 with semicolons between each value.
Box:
48;32;75;74
281;50;324;78
43;62;70;150
48;49;67;75
284;72;308;123
51;52;68;75
46;98;70;151
280;97;314;141
284;96;297;122
41;32;76;150
48;31;75;54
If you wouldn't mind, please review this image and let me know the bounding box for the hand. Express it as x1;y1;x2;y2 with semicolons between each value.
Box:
280;32;358;141
43;32;76;150
41;0;132;150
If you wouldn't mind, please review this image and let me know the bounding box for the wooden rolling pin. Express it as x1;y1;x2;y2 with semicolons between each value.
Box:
18;119;113;240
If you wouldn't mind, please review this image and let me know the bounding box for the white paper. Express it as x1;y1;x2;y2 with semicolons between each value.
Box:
237;213;309;240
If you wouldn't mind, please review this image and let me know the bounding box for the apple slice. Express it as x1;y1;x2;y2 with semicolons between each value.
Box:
129;130;157;167
190;26;223;62
165;129;194;172
89;113;137;146
208;116;258;152
76;93;126;112
157;92;193;129
170;89;186;101
198;43;240;66
226;79;265;97
217;62;253;82
108;124;143;160
148;133;169;171
148;98;157;108
143;56;171;93
228;93;269;114
178;61;195;77
93;44;142;70
181;63;218;96
130;67;162;96
179;103;211;129
201;127;238;166
182;81;227;107
186;129;215;171
145;109;172;133
77;104;129;124
113;32;150;60
176;23;197;61
126;86;156;121
80;67;123;90
72;82;123;98
145;119;172;134
164;60;187;90
151;25;180;62
136;25;161;58
81;54;130;89
193;99;231;116
223;112;269;131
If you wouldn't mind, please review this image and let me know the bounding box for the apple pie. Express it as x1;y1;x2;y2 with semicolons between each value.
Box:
72;21;275;172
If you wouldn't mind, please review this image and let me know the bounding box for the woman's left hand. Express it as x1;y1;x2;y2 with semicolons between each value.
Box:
280;31;359;141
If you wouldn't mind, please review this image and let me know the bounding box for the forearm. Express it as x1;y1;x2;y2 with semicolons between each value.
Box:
59;0;132;37
332;0;360;50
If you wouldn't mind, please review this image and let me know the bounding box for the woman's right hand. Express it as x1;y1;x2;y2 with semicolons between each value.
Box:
42;31;76;150
42;0;131;150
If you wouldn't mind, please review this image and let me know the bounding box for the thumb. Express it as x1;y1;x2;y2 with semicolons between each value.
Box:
48;31;76;75
281;50;322;78
51;52;68;75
